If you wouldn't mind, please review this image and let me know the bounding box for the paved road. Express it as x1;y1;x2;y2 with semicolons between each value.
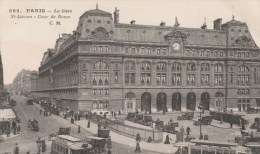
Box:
0;95;159;154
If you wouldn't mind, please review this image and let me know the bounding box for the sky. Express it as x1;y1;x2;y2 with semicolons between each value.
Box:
0;0;260;84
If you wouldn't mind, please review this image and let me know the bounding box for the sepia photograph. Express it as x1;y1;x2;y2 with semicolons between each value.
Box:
0;0;260;153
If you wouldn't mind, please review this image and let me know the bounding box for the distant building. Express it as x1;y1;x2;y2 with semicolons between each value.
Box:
12;69;38;94
36;7;260;113
0;51;3;90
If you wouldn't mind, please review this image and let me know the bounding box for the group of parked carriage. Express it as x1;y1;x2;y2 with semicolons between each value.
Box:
40;101;60;115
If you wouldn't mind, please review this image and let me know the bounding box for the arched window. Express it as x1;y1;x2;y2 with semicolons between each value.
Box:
157;62;167;85
92;61;109;86
125;61;135;85
172;63;181;86
141;61;151;85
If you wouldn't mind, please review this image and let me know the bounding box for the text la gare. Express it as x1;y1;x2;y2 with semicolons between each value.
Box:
54;9;72;13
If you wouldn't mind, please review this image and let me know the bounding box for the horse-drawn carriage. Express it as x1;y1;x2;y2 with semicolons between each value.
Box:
250;117;260;130
164;122;179;134
193;115;212;126
177;111;194;120
28;119;39;131
155;119;164;130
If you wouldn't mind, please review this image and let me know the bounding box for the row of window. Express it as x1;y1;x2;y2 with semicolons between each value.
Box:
93;89;109;96
237;52;250;58
92;101;109;109
91;46;228;58
237;89;250;95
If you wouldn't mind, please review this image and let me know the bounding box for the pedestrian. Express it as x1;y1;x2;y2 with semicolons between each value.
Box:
164;134;171;144
241;118;245;130
78;114;80;121
147;136;152;143
104;113;107;119
136;133;141;142
42;139;47;152
230;120;233;128
87;121;90;128
13;143;19;154
74;114;77;121
39;109;42;115
180;126;184;141
186;126;191;136
71;117;74;124
17;124;20;133
85;113;88;120
98;123;101;129
135;141;141;153
78;125;81;134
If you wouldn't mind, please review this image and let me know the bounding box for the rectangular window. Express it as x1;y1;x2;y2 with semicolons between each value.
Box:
93;46;97;51
99;46;103;52
230;74;233;84
115;71;118;83
82;72;87;83
131;73;135;84
125;73;129;84
131;48;135;54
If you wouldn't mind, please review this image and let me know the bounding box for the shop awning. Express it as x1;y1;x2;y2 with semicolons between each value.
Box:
0;109;16;121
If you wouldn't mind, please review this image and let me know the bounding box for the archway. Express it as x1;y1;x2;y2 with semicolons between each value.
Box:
157;92;167;112
187;92;196;111
141;92;151;114
172;92;182;111
201;92;210;110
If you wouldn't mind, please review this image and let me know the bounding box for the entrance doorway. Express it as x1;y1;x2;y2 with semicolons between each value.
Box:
141;92;151;114
172;92;181;111
187;92;196;111
157;92;167;112
201;92;210;110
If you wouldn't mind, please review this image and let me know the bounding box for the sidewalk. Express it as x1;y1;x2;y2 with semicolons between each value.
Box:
74;119;178;153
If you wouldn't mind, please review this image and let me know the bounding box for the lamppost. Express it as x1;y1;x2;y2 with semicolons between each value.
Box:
36;137;42;154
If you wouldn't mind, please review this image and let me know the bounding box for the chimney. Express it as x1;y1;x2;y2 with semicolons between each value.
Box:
201;18;207;30
130;20;135;24
114;7;119;24
214;18;222;30
160;22;165;26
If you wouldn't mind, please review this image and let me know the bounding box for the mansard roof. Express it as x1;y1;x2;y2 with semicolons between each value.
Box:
80;8;112;18
113;24;226;47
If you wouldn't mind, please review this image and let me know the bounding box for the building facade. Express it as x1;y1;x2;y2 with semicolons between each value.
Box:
12;69;38;94
36;7;260;113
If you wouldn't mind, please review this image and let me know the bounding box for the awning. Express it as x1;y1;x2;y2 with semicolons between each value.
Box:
0;109;16;121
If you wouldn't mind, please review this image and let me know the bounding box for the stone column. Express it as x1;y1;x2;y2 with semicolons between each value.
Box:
197;62;201;87
136;60;141;86
210;62;215;87
181;63;186;87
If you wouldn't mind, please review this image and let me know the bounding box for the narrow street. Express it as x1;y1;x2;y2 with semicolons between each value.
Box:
0;95;159;153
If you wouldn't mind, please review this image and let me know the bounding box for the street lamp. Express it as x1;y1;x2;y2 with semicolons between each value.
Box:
36;137;42;154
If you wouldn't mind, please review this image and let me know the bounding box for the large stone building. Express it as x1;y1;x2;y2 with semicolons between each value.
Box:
35;6;260;113
12;69;38;94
